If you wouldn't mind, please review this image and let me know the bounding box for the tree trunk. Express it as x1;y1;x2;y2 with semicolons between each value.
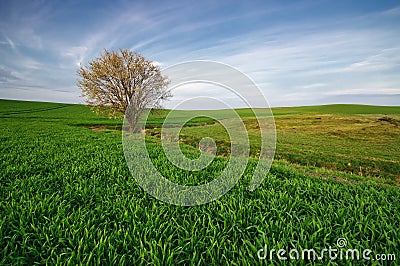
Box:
127;114;142;133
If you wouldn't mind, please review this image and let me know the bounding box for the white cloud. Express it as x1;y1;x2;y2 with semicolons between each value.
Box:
1;1;400;107
293;83;327;90
63;46;88;67
4;36;17;53
381;6;400;16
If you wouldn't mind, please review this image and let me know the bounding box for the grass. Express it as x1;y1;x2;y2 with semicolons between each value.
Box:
1;99;399;265
147;105;400;180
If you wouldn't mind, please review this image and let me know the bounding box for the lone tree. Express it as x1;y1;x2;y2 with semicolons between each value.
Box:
77;48;171;132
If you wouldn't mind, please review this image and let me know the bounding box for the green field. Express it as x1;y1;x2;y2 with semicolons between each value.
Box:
1;99;399;265
147;104;400;180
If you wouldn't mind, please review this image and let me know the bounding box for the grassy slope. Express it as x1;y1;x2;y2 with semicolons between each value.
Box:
1;99;399;265
147;104;400;180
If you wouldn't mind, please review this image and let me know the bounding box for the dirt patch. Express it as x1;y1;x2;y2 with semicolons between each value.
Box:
89;125;108;131
85;124;122;131
377;116;399;126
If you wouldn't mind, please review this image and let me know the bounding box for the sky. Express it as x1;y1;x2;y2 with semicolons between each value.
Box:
0;0;399;108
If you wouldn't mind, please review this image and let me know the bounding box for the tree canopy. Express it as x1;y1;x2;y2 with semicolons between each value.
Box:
77;49;171;132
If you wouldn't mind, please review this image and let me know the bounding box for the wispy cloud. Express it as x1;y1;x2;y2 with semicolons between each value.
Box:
3;36;17;53
0;66;20;82
63;46;88;67
0;1;399;106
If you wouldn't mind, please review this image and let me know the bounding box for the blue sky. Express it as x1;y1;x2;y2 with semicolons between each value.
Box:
0;0;399;107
